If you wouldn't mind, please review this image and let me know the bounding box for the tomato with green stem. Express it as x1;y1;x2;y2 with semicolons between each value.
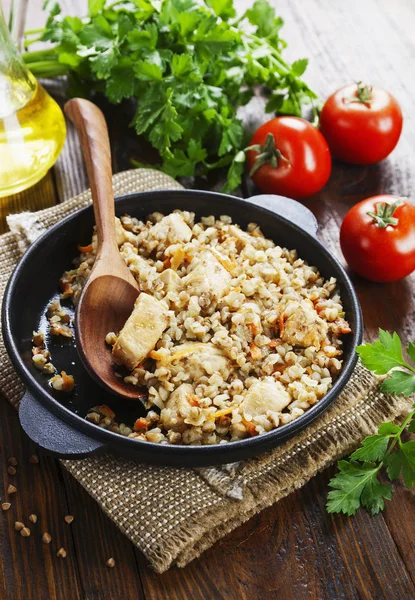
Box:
340;195;415;282
320;82;403;164
245;117;331;199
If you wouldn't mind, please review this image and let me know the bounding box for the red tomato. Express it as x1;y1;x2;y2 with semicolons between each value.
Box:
340;195;415;282
320;83;403;164
245;117;331;199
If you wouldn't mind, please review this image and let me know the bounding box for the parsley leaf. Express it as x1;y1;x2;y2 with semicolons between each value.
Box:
350;434;390;462
221;150;246;194
291;58;308;77
206;0;236;20
134;61;163;81
327;461;381;516
408;341;415;364
187;139;207;163
88;0;105;17
385;443;415;487
381;371;415;397
360;476;392;515
356;330;405;374
90;46;118;78
328;329;415;517
105;58;136;103
25;0;318;190
245;0;283;39
148;89;183;152
218;120;244;157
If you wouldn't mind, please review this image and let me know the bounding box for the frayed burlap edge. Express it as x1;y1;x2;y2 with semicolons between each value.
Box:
1;167;412;573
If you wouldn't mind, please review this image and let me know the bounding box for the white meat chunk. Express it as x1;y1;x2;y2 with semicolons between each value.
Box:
184;250;231;303
229;224;253;246
166;383;194;413
112;293;168;370
148;213;192;248
158;268;182;293
159;342;230;380
123;253;157;282
115;217;135;246
241;378;291;417
231;302;262;342
160;383;195;430
281;299;328;350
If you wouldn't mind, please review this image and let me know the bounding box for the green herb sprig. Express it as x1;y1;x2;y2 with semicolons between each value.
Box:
22;0;317;191
327;330;415;516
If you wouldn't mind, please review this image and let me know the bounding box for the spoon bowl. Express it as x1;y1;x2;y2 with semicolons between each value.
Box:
64;98;141;399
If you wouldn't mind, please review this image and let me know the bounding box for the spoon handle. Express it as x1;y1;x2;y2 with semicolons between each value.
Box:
64;98;117;254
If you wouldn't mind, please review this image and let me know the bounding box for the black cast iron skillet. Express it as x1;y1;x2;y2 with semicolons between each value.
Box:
2;190;363;466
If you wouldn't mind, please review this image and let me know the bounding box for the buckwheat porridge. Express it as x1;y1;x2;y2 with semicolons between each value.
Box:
34;210;351;445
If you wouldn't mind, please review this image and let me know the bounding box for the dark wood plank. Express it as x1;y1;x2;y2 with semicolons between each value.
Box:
0;399;84;600
1;0;415;598
59;468;145;600
0;397;146;600
137;466;415;600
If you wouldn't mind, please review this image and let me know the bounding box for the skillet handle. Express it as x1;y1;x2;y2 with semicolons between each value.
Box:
245;194;318;237
19;391;105;459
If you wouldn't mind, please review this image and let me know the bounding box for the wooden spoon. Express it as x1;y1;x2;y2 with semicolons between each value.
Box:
64;98;141;399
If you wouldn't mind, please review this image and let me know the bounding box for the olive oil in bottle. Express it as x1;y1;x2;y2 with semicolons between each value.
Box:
0;7;66;198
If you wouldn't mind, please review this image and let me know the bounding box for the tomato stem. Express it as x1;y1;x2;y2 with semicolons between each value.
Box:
345;81;373;106
367;199;403;228
245;133;289;177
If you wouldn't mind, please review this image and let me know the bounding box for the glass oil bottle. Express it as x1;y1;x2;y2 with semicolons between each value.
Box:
0;4;66;198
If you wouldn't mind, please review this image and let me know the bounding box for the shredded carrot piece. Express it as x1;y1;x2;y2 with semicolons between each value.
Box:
149;350;165;360
163;256;171;268
209;406;235;420
169;343;208;362
171;247;186;270
250;226;264;238
250;343;262;361
78;243;93;253
96;404;115;419
133;418;148;432
338;320;352;334
242;418;258;437
210;248;237;273
278;314;286;338
273;364;286;374
61;371;75;392
189;395;200;407
248;323;259;336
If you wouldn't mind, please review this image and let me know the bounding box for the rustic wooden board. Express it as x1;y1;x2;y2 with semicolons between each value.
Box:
1;0;415;598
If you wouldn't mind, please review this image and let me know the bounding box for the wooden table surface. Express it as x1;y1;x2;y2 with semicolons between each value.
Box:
1;1;415;598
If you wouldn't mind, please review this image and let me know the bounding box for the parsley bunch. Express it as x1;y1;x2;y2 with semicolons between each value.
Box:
327;330;415;516
23;0;317;190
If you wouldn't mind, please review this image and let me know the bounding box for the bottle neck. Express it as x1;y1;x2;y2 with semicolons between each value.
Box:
0;3;35;118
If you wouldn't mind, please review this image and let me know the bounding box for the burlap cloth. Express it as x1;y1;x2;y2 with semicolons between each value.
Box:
1;169;412;573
